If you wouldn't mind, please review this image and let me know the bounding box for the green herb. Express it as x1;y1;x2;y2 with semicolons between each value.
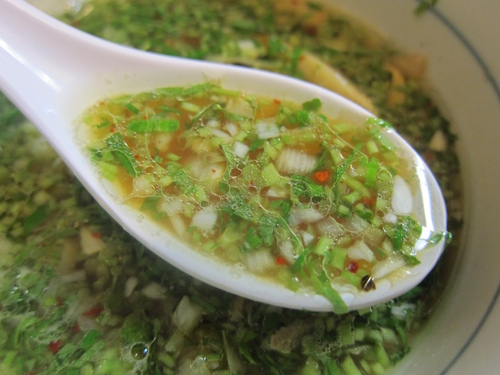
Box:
332;145;360;195
154;82;218;98
257;216;278;246
243;227;263;251
105;133;140;177
302;98;322;112
167;163;197;195
415;0;440;15
269;199;292;219
249;138;266;152
392;216;422;251
23;205;50;235
80;330;103;351
128;117;180;133
189;103;224;129
365;157;380;189
124;102;140;114
367;120;396;151
221;189;260;223
140;196;160;212
290;175;325;205
289;47;303;76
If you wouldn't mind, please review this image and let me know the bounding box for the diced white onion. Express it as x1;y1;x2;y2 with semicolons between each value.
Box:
316;217;344;236
266;186;289;198
133;175;156;196
330;280;358;294
225;122;239;136
206;163;225;180
256;120;280;139
225;98;253;118
188;158;225;181
159;197;184;217
372;256;406;279
237;39;259;58
191;206;218;235
191;138;215;154
391;302;417;320
170;214;187;238
206;119;221;128
288;207;324;227
343;214;369;233
233;141;249;159
124;276;139;298
58;237;80;274
346;240;375;262
276;148;317;175
363;227;386;248
141;282;167;300
153;133;172;152
428;130;447;151
0;237;13;254
383;212;398;224
80;226;105;255
60;270;86;283
173;296;204;335
391;175;413;215
165;329;185;353
211;128;231;139
300;231;316;246
278;239;296;264
244;249;275;273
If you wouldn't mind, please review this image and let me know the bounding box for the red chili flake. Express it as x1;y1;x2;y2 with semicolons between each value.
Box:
303;25;317;36
82;304;104;318
273;98;282;104
91;231;102;239
299;54;306;61
275;256;287;266
212;168;216;174
48;340;63;354
361;197;375;206
314;170;329;183
134;154;140;160
347;261;359;273
424;151;435;162
72;323;81;334
110;127;115;133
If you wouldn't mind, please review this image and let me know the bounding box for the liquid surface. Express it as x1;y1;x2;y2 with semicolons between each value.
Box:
82;83;443;309
0;0;462;374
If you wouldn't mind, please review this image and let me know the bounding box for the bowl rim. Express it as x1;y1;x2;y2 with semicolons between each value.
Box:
423;5;500;374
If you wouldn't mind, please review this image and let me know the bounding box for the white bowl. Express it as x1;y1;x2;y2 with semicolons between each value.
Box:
27;0;500;373
329;1;500;374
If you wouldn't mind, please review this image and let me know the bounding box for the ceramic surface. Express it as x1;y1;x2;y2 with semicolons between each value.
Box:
329;1;500;374
24;0;500;373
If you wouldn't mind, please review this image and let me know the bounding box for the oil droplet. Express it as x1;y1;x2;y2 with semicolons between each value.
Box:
131;343;148;360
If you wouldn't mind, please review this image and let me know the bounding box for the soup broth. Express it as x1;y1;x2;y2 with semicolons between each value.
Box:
82;82;443;310
0;0;462;374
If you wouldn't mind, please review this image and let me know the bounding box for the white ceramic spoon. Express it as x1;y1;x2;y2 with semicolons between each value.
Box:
0;0;447;313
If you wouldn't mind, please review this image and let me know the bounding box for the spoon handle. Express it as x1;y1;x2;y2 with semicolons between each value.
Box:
0;1;79;111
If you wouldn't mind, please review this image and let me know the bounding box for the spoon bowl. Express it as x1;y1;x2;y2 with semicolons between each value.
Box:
0;0;447;312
